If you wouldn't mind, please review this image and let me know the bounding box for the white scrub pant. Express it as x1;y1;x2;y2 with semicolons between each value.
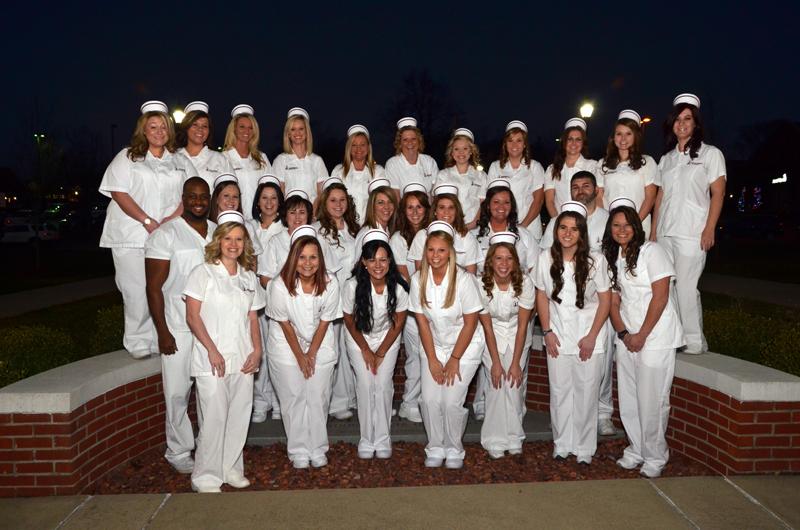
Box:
660;236;706;352
472;366;488;417
253;315;279;415
419;356;480;460
191;372;253;490
616;343;675;473
480;346;528;452
269;359;335;463
547;352;604;459
400;317;422;411
112;247;155;356
598;320;616;420
329;321;357;414
162;330;195;465
347;340;400;453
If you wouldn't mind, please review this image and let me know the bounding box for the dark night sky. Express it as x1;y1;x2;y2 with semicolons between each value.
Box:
2;1;798;174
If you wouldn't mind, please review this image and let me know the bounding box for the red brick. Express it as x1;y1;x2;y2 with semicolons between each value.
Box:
0;425;33;436
772;448;800;458
674;387;699;403
686;403;709;418
74;409;95;429
794;437;800;448
32;424;72;436
735;401;775;412
124;379;147;393
35;447;78;461
755;460;792;472
92;400;116;419
15;462;53;474
669;419;686;433
754;436;792;447
793;412;800;422
16;487;55;497
15;438;52;449
792;461;800;472
718;429;753;447
53;436;73;448
772;401;800;411
706;433;731;453
54;462;75;473
730;459;754;473
0;439;10;450
730;447;771;459
686;424;708;441
0;475;35;486
673;408;698;425
696;417;719;436
708;411;729;430
11;414;51;423
0;451;33;462
686;381;710;396
698;395;720;412
0;414;11;424
84;395;106;410
672;377;689;388
684;445;710;464
51;413;71;423
775;423;800;435
730;423;772;435
0;463;12;473
758;412;792;423
719;404;755;423
36;475;78;487
105;386;126;401
56;486;80;496
708;389;731;407
673;430;699;447
146;374;163;385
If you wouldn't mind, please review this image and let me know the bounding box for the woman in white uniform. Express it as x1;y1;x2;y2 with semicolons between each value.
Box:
342;230;409;458
272;107;329;206
390;183;432;423
176;101;234;192
314;177;360;420
478;232;535;458
545;118;600;218
652;93;726;354
603;198;683;477
487;120;545;237
385;117;439;199
598;110;657;236
534;202;611;465
222;105;272;221
266;226;342;469
250;175;285;423
434;128;487;229
208;174;263;258
184;211;265;492
408;185;482;274
99;100;195;359
409;222;485;469
330;124;385;223
353;178;399;251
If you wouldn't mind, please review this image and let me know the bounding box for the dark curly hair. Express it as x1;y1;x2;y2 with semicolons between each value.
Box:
477;186;519;238
317;182;360;247
549;211;593;308
396;190;432;247
351;240;409;333
481;242;523;300
602;206;646;290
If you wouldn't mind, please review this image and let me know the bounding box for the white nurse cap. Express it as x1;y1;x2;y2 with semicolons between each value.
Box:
258;174;280;187
618;109;641;123
564;117;587;131
217;210;245;225
433;184;459;197
489;231;519;246
402;182;427;196
505;120;528;133
453;128;474;142
486;178;511;191
285;189;310;201
322;176;345;191
140;100;168;114
213;173;238;189
368;178;392;195
184;101;209;114
397;117;417;129
608;196;637;211
290;224;318;246
288;107;310;121
231;104;254;117
673;93;701;108
362;228;390;245
560;201;588;217
426;220;456;239
347;124;369;138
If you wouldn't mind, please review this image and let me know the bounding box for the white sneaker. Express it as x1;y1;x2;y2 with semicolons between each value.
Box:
191;483;221;493
358;450;374;460
577;456;592;465
168;457;194;474
616;455;642;470
472;406;485;421
445;458;464;469
398;403;423;423
640;465;662;478
598;418;616;436
251;410;268;423
331;410;353;420
375;449;392;459
508;448;523;456
225;475;251;489
311;455;328;468
424;456;444;468
129;349;152;360
271;409;282;420
292;458;310;469
488;449;505;459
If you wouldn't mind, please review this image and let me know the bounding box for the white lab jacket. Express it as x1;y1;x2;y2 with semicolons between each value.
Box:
179;146;234;195
433;166;487;224
223;149;272;221
487;159;546;240
273;152;328;205
385;153;438;195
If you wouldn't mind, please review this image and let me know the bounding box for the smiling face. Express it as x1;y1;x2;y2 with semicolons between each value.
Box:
363;246;389;282
570;177;597;206
425;235;450;273
286;204;309;232
297;241;320;280
182;180;210;220
557;215;580;250
350;134;369;163
404;195;426;229
234;116;253;144
611;211;634;250
435;197;457;224
400;130;419;158
489;190;511;224
258;187;279;219
565;129;585;157
505;131;524;159
144;116;168;149
491;245;516;282
451;137;471;166
614;123;634;154
374;192;395;226
673;108;695;144
187;117;209;147
289;118;307;147
217;184;240;212
220;226;245;262
325;188;348;221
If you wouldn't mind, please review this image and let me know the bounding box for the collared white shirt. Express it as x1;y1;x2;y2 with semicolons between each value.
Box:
544;156;599;214
539;207;609;252
179;146;234;194
313;221;357;287
99;148;196;248
473;224;539;274
341;277;409;344
145;217;216;333
479;275;535;357
487;159;546;239
223;149;272;221
433;166;488;224
390;231;417;277
257;229;341;279
330;163;385;223
183;261;266;376
385;153;439;195
598;155;657;215
408;228;483;270
249;219;283;280
273;152;328;205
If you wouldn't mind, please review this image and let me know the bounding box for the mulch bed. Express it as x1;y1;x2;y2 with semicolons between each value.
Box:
90;438;714;494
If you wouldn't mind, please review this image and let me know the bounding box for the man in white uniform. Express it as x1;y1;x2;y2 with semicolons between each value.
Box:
145;177;215;474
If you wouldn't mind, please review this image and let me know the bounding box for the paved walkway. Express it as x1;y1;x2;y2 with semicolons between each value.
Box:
2;475;797;529
699;273;800;308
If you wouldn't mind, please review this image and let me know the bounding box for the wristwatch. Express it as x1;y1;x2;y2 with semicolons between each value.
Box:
142;217;152;227
617;329;629;340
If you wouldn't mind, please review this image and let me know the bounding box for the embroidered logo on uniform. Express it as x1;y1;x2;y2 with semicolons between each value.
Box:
286;164;299;170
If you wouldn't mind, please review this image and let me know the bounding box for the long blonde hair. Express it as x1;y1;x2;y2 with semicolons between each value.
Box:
282;116;314;155
128;112;176;160
418;232;457;309
342;132;376;177
444;134;481;169
204;222;257;271
223;114;267;168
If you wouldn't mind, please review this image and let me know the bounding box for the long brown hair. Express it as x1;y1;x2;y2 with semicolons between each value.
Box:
316;183;360;245
128;112;176;160
396;191;432;246
551;126;589;181
364;187;398;233
663;103;704;159
481;243;523;300
602;207;646;290
204;222;256;271
432;194;467;236
602;118;645;171
176;110;213;149
279;236;329;296
549;211;593;308
499;127;530;169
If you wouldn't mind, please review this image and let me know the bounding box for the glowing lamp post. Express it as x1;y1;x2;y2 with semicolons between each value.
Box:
580;103;594;119
173;110;185;124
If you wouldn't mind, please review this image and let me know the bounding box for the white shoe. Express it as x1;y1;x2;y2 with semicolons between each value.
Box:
271;409;281;420
640;465;662;478
225;475;251;489
251;410;268;423
577;456;592;465
424;457;443;468
616;455;642;470
398;403;423;423
191;483;221;493
129;349;152;360
331;410;353;420
488;449;505;459
473;407;485;421
445;458;464;469
375;449;392;459
508;448;523;456
168;457;194;474
292;458;310;469
598;418;616;436
311;455;328;468
358;450;374;460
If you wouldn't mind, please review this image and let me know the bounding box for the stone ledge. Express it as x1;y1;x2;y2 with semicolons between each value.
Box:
0;351;160;414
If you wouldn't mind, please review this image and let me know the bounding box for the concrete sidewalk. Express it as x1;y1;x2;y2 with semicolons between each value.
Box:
3;475;797;529
699;273;800;309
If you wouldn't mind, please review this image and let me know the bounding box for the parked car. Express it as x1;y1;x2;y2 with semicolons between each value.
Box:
0;223;60;243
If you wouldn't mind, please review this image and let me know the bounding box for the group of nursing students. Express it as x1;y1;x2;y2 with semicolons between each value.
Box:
99;91;725;492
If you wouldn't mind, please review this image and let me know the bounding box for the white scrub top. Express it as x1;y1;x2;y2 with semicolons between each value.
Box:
598;155;657;215
313;221;357;287
385;153;439;195
544;156;599;214
223;149;273;221
408;229;483;270
539;207;609;252
273;152;329;205
257;229;341;280
183;262;266;376
249;219;283;280
487;159;546;239
265;275;342;365
341;277;409;345
473;224;539;274
99;148;196;248
479;275;535;358
145;217;216;333
533;250;610;356
390;231;417;277
179;146;234;194
330;163;385;223
408;268;485;364
614;242;684;349
433;166;488;223
656;143;726;240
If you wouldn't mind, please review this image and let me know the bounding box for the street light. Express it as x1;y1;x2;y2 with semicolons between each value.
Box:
580;102;594;119
173;110;185;124
34;133;45;145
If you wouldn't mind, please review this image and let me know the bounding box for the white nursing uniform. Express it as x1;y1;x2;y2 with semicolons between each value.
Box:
434;166;488;224
273;152;328;205
330;163;385;223
534;250;610;461
342;278;409;453
385;153;439;195
257;229;341;280
223;149;272;221
614;241;683;474
598;155;658;234
266;276;342;464
145;217;215;468
408;229;483;271
539;207;609;252
544;156;599;214
183;261;265;490
656;143;725;353
479;276;535;453
99;148;196;356
179;146;234;194
487;159;546;239
474;225;539;274
409;268;485;461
